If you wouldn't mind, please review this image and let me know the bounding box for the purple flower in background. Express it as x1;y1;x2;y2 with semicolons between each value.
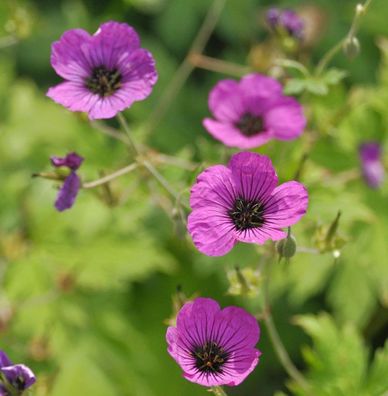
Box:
266;8;305;40
166;297;260;387
359;142;385;188
47;21;158;120
51;152;84;211
0;351;35;395
188;152;308;256
203;74;306;149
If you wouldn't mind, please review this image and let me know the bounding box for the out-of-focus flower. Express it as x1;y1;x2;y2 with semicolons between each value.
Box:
359;142;385;188
203;74;306;149
0;350;35;395
50;152;84;211
266;8;305;40
188;152;308;256
166;297;260;387
47;21;158;120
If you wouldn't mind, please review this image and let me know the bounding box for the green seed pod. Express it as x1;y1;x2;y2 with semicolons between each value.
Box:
343;36;360;60
276;234;297;259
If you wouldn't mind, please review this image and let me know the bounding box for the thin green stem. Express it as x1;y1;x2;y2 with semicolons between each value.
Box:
210;386;228;396
117;113;140;155
142;0;226;137
315;0;374;75
262;258;310;390
142;159;190;210
82;163;138;189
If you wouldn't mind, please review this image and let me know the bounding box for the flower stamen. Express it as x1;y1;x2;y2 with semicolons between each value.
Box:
229;198;265;231
86;66;122;97
235;113;264;136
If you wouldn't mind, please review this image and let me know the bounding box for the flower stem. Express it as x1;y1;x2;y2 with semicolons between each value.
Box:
142;0;226;138
315;0;374;75
210;386;228;396
117;112;140;156
189;53;251;77
262;259;310;390
82;163;138;189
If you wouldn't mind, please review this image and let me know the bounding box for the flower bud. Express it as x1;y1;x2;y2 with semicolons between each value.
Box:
276;233;297;260
343;36;360;60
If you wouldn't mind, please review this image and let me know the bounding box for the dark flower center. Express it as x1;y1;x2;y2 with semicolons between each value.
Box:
229;198;265;231
13;375;26;391
235;113;264;136
85;66;122;97
192;341;229;374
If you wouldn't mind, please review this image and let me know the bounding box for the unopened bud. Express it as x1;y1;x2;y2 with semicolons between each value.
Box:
276;232;297;260
356;4;364;15
343;36;360;60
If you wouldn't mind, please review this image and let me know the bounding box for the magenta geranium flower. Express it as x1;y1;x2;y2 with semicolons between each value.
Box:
0;350;36;395
266;8;305;40
188;151;308;256
166;297;260;387
203;74;306;149
47;21;158;120
50;152;84;211
359;142;385;189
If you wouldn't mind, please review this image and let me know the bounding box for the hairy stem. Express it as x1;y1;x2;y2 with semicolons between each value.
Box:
142;0;226;137
82;163;138;189
117;113;140;155
315;0;374;75
210;386;228;396
262;259;310;390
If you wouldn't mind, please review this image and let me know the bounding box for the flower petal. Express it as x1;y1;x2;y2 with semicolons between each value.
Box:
47;82;99;114
188;209;236;256
203;119;272;149
225;349;261;386
239;73;283;100
208;79;244;122
51;28;92;81
55;172;81;212
264;97;306;140
51;152;84;170
1;364;36;390
228;152;278;202
0;351;12;368
263;181;308;227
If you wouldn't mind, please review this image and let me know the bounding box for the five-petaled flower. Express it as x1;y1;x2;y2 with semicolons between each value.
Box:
203;74;306;149
47;21;158;119
0;350;35;395
266;8;305;40
51;152;84;211
188;151;308;256
359;142;385;189
166;297;260;387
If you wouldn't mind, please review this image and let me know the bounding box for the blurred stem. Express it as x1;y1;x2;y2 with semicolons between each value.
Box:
82;163;138;189
142;159;190;210
117;113;140;155
189;53;251;77
210;386;228;396
315;0;374;75
262;258;310;390
142;0;226;137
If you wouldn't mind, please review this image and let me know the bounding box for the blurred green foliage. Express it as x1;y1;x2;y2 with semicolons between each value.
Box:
1;0;388;395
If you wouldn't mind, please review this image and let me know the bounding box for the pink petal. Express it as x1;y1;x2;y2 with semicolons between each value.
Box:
239;73;283;99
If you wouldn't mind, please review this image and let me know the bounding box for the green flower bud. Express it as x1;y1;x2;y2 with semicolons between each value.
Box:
343;36;360;60
276;233;297;260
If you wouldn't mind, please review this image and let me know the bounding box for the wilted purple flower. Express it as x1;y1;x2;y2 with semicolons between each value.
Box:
166;297;260;387
188;152;308;256
47;21;158;120
359;142;385;188
266;8;304;40
0;351;35;395
51;152;84;211
203;74;306;149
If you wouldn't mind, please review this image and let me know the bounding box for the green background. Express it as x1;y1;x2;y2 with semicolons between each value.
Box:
1;0;388;395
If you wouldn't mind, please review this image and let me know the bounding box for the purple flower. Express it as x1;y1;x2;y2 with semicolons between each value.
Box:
266;8;304;40
47;21;158;120
51;152;84;211
359;142;385;189
0;351;36;395
166;297;260;387
203;74;306;149
188;152;308;256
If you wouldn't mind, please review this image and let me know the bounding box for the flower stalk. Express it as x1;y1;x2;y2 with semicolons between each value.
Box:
210;386;228;396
